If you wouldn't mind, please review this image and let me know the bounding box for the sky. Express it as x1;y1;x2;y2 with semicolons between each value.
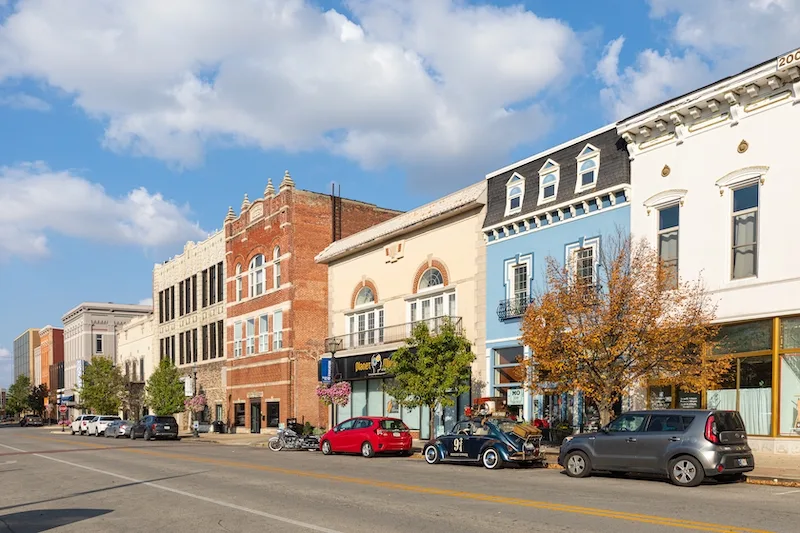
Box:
1;0;798;388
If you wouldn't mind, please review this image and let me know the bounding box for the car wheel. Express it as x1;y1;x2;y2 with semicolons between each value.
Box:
361;441;375;458
130;430;136;440
321;440;333;455
71;429;76;435
669;455;705;487
423;445;440;464
564;451;592;478
482;448;504;470
95;429;100;437
144;429;152;441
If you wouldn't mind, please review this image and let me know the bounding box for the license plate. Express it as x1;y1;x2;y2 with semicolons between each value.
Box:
164;426;171;430
524;443;535;450
393;431;401;437
737;458;748;467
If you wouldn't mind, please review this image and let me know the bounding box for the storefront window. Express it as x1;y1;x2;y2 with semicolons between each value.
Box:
336;402;351;423
782;318;800;350
493;347;523;405
707;364;737;411
402;404;421;431
780;353;800;436
351;380;367;417
713;320;772;355
739;356;772;435
649;385;672;409
367;379;384;417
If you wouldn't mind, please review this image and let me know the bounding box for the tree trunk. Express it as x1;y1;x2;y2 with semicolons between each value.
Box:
598;400;613;427
429;405;436;441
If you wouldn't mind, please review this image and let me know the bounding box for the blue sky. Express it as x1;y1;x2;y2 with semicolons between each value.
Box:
1;0;798;387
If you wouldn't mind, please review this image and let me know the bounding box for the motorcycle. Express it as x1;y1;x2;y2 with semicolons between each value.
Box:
268;427;320;451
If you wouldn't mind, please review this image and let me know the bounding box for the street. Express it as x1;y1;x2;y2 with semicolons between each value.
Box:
0;427;797;533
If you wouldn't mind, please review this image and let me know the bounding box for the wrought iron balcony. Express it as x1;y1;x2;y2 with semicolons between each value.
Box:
497;296;533;321
325;316;463;352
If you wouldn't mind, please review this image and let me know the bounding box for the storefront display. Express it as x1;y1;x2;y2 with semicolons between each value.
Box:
780;353;800;436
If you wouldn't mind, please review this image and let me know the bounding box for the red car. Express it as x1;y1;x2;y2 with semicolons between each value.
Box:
320;416;412;457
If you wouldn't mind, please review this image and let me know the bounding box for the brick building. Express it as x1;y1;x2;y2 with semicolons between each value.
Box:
224;171;401;433
40;326;64;411
154;230;226;431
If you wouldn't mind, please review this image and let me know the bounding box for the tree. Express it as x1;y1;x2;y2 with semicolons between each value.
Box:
384;320;474;439
521;234;729;426
146;358;185;415
7;375;32;416
78;357;126;414
28;384;49;416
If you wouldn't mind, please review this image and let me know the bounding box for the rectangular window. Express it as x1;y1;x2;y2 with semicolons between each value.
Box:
246;318;255;355
513;264;528;301
171;335;176;365
202;325;209;360
192;328;198;362
448;293;456;317
378;309;384;344
160;338;165;360
259;315;269;352
410;302;417;323
575;247;594;287
170;286;175;320
274;260;281;288
732;184;758;279
273;311;283;350
367;312;375;345
191;275;198;312
179;332;185;365
140;358;145;381
158;291;164;323
217;320;224;357
202;269;208;308
187;329;193;363
209;264;217;305
95;334;103;355
216;404;223;422
185;277;192;314
254;267;264;296
179;281;184;316
217;261;224;302
164;288;170;322
233;322;242;358
348;308;385;347
210;322;217;359
658;205;680;289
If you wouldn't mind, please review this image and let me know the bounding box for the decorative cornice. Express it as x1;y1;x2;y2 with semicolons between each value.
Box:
715;166;769;192
643;189;688;214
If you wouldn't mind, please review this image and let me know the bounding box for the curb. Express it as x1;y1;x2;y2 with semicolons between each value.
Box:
745;476;800;487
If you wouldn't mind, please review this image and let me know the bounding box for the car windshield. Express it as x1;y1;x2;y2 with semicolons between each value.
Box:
100;416;120;421
380;419;409;431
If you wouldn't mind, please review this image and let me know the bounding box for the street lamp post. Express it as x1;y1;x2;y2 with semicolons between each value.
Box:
192;362;199;438
325;337;342;428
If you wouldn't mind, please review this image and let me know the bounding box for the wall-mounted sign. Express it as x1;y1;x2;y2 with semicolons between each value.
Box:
777;48;800;72
318;357;332;384
678;390;701;410
338;351;397;381
507;388;524;406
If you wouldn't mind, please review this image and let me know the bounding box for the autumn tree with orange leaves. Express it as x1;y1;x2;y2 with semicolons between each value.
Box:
521;234;730;426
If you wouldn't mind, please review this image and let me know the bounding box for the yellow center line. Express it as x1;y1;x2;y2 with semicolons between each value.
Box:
22;435;773;533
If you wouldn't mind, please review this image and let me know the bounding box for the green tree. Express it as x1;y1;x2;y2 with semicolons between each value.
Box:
146;358;185;415
7;375;32;416
384;320;474;439
28;384;49;416
77;357;126;414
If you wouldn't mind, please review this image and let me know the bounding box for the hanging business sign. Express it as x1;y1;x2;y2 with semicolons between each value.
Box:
318;356;332;384
338;351;396;381
507;388;524;406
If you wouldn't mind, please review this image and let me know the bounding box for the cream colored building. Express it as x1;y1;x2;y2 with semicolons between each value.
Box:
115;313;155;420
153;230;226;430
33;345;42;387
315;182;487;439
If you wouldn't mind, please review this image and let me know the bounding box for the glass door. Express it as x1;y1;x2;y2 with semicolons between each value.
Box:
250;401;262;434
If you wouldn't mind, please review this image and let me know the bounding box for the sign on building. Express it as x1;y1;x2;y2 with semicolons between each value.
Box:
507;388;524;406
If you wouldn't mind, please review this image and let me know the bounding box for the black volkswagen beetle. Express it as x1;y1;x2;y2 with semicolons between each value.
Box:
423;417;544;470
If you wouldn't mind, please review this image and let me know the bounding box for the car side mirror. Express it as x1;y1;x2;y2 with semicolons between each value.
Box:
600;426;610;434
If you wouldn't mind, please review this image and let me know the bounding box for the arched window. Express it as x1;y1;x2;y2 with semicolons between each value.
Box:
235;264;243;301
505;173;525;216
273;246;281;288
249;254;265;296
355;286;375;307
418;268;444;290
538;159;560;204
576;144;600;192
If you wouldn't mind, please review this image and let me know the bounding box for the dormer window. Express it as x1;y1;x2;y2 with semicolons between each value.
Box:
575;144;600;193
505;173;525;216
538;159;559;205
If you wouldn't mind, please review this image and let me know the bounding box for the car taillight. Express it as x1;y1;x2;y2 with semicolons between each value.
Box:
704;415;720;444
376;429;388;436
152;423;157;431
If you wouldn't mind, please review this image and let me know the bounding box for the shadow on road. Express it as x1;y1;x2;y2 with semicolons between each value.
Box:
0;470;209;513
0;508;111;532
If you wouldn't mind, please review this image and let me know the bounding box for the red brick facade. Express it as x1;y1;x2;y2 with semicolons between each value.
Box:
224;177;400;432
39;327;64;406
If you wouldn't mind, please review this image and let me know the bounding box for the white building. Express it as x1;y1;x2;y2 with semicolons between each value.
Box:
33;345;42;387
153;231;226;430
618;47;800;453
61;302;152;418
116;313;155;420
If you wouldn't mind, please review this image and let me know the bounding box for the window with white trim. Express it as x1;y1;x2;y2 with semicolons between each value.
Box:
249;254;265;296
259;315;269;352
505;173;525;216
235;264;243;301
273;246;281;288
566;239;599;289
246;318;255;355
502;254;532;319
273;310;283;350
347;307;385;348
538;159;559;204
355;286;375;307
408;290;456;334
658;205;679;289
95;334;103;354
575;144;600;192
732;183;758;279
233;321;242;358
418;267;444;291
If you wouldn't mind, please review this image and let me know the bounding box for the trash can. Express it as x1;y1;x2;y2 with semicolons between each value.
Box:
213;420;224;434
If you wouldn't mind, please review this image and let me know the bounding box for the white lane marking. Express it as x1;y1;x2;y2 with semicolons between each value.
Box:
774;489;800;495
0;460;18;466
0;442;342;533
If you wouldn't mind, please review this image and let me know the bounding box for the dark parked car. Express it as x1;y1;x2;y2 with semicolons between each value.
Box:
20;415;43;427
558;409;754;487
423;417;544;470
130;415;179;441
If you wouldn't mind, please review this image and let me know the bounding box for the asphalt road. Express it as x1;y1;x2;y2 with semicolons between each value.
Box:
0;425;797;533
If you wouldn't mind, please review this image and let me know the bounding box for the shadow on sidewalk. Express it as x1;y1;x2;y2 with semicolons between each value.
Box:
0;508;111;533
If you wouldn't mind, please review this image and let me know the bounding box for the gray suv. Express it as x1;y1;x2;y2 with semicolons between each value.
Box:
558;409;754;487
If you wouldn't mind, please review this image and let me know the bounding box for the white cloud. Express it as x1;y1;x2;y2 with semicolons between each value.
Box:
0;347;11;389
0;161;207;260
0;91;50;111
597;0;800;119
0;0;582;184
138;297;153;307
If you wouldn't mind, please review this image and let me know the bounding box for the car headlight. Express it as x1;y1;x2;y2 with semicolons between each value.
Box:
562;436;574;444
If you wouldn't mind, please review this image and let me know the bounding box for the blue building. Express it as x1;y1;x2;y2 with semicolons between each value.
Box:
482;124;631;431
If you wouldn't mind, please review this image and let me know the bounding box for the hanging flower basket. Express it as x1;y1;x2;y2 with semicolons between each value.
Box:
316;382;351;407
184;394;207;413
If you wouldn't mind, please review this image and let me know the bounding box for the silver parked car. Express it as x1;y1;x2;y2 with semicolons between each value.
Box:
558;409;754;487
104;420;134;438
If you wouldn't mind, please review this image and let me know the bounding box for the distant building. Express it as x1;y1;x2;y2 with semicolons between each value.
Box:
116;313;154;421
13;328;40;382
61;302;151;418
33;345;42;386
153;230;225;432
0;387;6;413
40;326;65;410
